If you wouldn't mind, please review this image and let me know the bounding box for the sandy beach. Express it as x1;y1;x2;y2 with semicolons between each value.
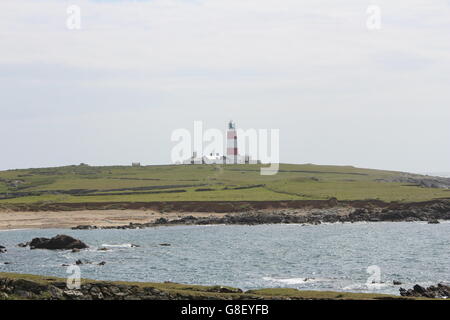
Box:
0;210;227;230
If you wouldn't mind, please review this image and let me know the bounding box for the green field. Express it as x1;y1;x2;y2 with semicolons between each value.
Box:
0;163;448;205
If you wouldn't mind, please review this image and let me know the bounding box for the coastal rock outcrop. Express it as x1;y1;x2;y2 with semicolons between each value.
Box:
0;274;441;300
0;246;6;254
69;200;450;230
399;284;450;299
0;276;251;300
23;235;88;250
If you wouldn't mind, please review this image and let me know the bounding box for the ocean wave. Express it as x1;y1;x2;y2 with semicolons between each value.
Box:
101;243;134;248
0;228;36;232
343;282;390;291
262;276;328;284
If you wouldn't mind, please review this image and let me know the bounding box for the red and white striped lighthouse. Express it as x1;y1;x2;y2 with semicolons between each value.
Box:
227;121;238;164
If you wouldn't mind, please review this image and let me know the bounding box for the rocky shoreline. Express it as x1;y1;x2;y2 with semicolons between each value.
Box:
400;284;450;299
72;200;450;230
0;274;247;300
1;273;447;300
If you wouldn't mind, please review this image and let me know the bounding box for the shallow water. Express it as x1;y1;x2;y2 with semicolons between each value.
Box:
0;222;449;295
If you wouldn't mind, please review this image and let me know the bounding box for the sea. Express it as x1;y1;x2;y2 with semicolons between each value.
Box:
0;221;449;295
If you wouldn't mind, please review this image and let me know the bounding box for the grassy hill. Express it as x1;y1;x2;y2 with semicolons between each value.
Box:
0;163;449;205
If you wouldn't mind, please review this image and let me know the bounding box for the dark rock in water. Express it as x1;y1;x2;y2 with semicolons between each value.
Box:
18;242;28;248
27;235;88;250
427;219;440;224
71;248;80;253
400;283;450;298
98;261;106;266
98;247;109;251
159;243;171;246
4;262;12;265
131;244;140;248
61;264;70;267
75;259;91;265
393;280;402;285
0;245;6;253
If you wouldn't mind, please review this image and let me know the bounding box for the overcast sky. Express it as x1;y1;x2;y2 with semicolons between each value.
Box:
1;0;449;173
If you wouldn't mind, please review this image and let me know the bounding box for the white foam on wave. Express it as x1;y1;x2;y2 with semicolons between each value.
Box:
101;243;133;248
343;282;390;291
262;276;326;285
0;228;36;232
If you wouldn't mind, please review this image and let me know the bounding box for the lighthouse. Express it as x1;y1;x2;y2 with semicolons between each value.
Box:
180;120;257;165
227;121;238;164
